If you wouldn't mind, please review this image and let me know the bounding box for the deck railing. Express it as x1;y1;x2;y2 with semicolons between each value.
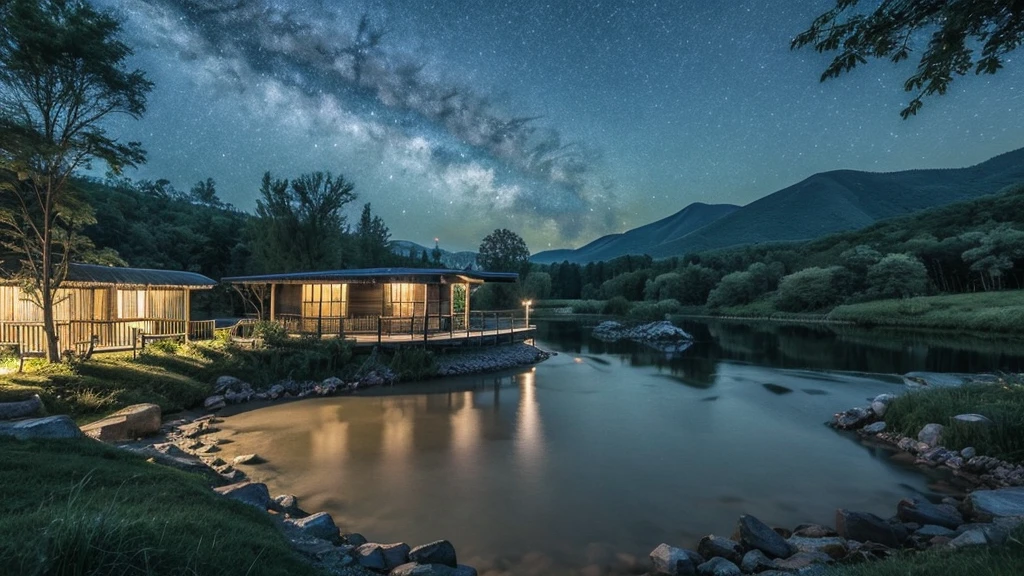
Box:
264;309;532;343
0;319;218;356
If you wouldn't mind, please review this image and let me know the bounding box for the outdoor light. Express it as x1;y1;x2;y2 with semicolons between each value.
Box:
522;299;532;326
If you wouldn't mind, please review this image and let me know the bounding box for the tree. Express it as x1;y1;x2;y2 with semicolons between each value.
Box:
247;171;356;273
775;266;845;312
477;228;530;275
431;240;442;267
189;177;222;207
521;271;552;300
793;1;1024;118
0;0;152;361
354;203;390;267
865;253;932;299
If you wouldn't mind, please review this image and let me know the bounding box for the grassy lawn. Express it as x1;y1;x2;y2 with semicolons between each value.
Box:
0;437;318;576
824;528;1024;576
828;291;1024;334
883;377;1024;463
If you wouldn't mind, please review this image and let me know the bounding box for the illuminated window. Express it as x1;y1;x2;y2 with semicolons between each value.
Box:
384;283;425;317
302;284;347;318
117;290;146;318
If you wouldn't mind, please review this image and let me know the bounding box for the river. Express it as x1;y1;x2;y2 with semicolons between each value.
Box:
217;319;1024;575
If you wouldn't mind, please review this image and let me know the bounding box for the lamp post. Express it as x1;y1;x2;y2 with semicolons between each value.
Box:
522;299;532;328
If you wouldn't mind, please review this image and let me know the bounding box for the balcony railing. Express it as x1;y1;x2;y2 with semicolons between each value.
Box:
264;309;531;343
0;319;218;356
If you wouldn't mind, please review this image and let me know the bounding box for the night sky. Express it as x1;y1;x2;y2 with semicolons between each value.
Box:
96;0;1024;252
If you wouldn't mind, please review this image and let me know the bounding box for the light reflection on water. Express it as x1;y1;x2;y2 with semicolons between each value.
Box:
217;320;1021;576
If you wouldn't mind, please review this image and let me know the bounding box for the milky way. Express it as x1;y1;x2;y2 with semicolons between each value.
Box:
97;1;1024;252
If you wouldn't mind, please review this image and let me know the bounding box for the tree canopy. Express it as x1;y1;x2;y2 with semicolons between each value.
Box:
793;1;1024;118
477;228;530;274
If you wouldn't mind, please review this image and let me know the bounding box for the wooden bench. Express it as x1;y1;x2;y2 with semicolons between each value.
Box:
0;342;45;372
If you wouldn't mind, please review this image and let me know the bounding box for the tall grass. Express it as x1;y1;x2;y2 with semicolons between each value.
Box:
829;290;1024;333
883;379;1024;462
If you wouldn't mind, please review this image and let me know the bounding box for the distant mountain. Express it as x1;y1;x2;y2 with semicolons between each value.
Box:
531;202;740;264
390;240;478;269
533;147;1024;263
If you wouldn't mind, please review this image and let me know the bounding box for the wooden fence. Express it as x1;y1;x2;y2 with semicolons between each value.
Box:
0;319;218;356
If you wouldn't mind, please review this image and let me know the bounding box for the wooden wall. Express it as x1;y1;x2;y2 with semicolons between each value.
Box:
0;285;186;323
349;284;382;318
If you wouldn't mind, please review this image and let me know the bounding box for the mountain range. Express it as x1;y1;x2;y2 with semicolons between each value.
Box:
389;240;479;269
531;147;1024;264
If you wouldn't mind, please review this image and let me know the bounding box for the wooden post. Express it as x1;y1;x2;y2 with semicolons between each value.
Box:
424;313;429;342
377;316;382;344
269;283;276;321
184;289;191;343
317;284;324;337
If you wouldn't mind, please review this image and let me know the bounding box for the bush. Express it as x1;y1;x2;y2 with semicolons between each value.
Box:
628;299;682;321
865;253;932;299
569;300;605;314
602;296;632;316
252;320;288;346
775;266;846;312
388;348;437;381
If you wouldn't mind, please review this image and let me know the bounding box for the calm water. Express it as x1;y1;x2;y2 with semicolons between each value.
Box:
218;320;1024;576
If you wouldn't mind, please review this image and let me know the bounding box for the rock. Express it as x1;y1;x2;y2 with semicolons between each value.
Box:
961;447;977;460
896;498;963;529
268;384;285;399
832;407;873;430
274;494;301;514
213;481;271;510
409;540;458;568
380;542;411;570
232;453;262;465
915;524;957;538
835;509;907;548
917;423;944;448
354;543;387;571
80;403;162;441
862;421;887;434
947;529;988;548
650;543;696;575
344;533;369;546
286;511;339;541
389;563;475;576
214;375;243;394
739;549;776;573
964;486;1024;520
0;394;43;420
737;515;794;559
697;535;743;565
956;522;1010;545
786;536;849;560
203;395;226;411
696;557;741;576
0;415;83;440
870;402;888;418
771;551;832;571
952;413;994;426
792;524;837;538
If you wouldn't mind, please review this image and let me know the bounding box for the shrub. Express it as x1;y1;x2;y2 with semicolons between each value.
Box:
602;296;631;316
865;253;932;299
569;300;605;314
775;266;846;312
252;320;288;347
388;348;437;381
628;299;682;321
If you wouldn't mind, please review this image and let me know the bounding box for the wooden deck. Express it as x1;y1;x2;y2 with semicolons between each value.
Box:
345;325;537;348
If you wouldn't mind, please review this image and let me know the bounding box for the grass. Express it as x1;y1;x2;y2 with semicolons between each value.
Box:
824;527;1024;576
0;337;358;424
883;377;1024;463
829;291;1024;334
0;437;318;576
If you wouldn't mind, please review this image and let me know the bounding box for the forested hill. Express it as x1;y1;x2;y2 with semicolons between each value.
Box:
534;147;1024;264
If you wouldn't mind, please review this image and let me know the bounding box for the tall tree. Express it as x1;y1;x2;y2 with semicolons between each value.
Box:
354;202;390;267
477;228;530;275
247;171;356;273
431;239;442;267
0;0;152;361
793;1;1024;118
189;177;222;207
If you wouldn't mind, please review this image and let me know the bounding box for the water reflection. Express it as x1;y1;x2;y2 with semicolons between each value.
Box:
217;319;1023;576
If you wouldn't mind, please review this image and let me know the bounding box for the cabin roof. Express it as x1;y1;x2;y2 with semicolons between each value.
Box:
222;267;519;285
0;263;218;289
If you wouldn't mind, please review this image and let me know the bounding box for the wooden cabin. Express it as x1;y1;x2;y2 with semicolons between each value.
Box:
223;268;519;337
0;263;217;355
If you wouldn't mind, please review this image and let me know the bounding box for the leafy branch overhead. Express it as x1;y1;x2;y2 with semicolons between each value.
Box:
792;0;1024;118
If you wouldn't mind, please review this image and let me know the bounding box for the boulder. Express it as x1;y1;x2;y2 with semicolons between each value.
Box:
832;407;873;430
232;453;262;465
961;447;977;460
739;549;777;573
389;563;476;576
213;481;271;510
915;524;957;538
80;403;162;441
0;394;43;420
354;543;387;571
203;395;226;411
380;542;412;570
287;511;339;541
964;486;1024;520
947;529;988;548
772;551;832;571
917;423;944;448
737;515;794;559
955;522;1010;545
862;421;887;434
214;375;243;394
696;557;740;576
785;536;849;560
409;540;458;568
274;494;301;514
0;415;83;440
344;533;369;546
896;498;963;529
268;384;285;399
697;535;743;565
952;413;994;426
650;543;696;575
792;524;837;538
870;394;896;417
835;509;907;548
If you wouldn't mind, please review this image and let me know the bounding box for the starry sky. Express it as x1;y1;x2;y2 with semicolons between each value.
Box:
96;0;1024;252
